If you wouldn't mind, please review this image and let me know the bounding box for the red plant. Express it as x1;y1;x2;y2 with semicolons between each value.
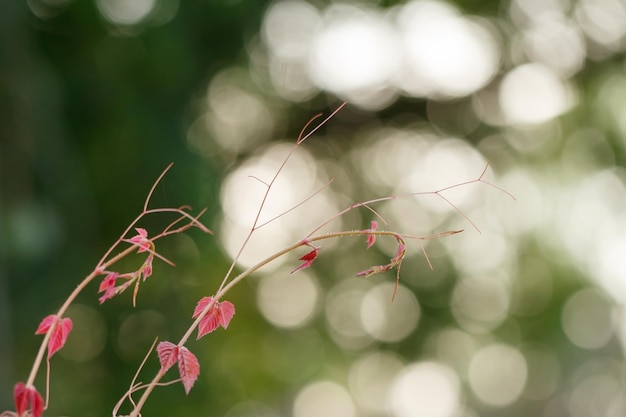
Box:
156;342;200;395
192;297;236;339
2;103;513;417
290;243;321;274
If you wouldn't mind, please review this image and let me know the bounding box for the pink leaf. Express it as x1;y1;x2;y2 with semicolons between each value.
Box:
98;285;117;304
356;264;389;278
366;220;378;249
14;383;43;417
192;296;214;318
290;246;320;274
178;346;200;395
98;272;119;293
47;317;73;359
35;315;56;335
14;382;28;416
218;301;235;329
156;341;179;371
30;388;44;417
197;314;220;339
141;254;153;280
193;297;236;339
35;314;73;358
390;242;406;267
129;227;151;252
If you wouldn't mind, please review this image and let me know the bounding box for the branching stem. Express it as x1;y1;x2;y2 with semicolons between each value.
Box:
23;165;209;399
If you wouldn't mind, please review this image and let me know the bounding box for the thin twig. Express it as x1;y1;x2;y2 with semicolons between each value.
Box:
144;163;174;212
255;178;336;230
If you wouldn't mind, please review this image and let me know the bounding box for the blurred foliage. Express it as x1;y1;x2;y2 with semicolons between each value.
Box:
3;0;626;417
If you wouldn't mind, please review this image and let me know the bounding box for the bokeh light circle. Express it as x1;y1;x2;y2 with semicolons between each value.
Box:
349;351;404;414
395;0;500;98
325;280;373;350
263;0;321;59
308;5;400;93
389;361;461;417
451;277;510;333
499;63;572;124
257;270;319;328
60;304;107;362
561;288;614;349
468;344;527;407
293;381;356;417
360;282;420;342
96;0;155;25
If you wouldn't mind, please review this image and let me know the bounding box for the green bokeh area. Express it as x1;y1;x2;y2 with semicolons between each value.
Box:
3;0;626;417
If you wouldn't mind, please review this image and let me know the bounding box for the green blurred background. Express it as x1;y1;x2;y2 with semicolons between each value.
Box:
3;0;626;416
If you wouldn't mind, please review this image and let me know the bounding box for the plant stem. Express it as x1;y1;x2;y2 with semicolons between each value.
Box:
25;244;137;388
127;228;424;417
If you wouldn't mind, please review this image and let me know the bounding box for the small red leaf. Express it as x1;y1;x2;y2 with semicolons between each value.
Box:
197;311;220;338
290;247;320;274
13;383;43;417
366;220;378;249
129;228;151;252
193;297;236;339
192;296;214;318
156;341;179;371
47;317;73;359
35;315;56;335
390;242;406;266
35;314;73;358
218;301;235;329
98;272;119;293
178;346;200;395
30;388;44;417
14;383;28;416
356;264;389;278
142;254;153;280
98;285;117;304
